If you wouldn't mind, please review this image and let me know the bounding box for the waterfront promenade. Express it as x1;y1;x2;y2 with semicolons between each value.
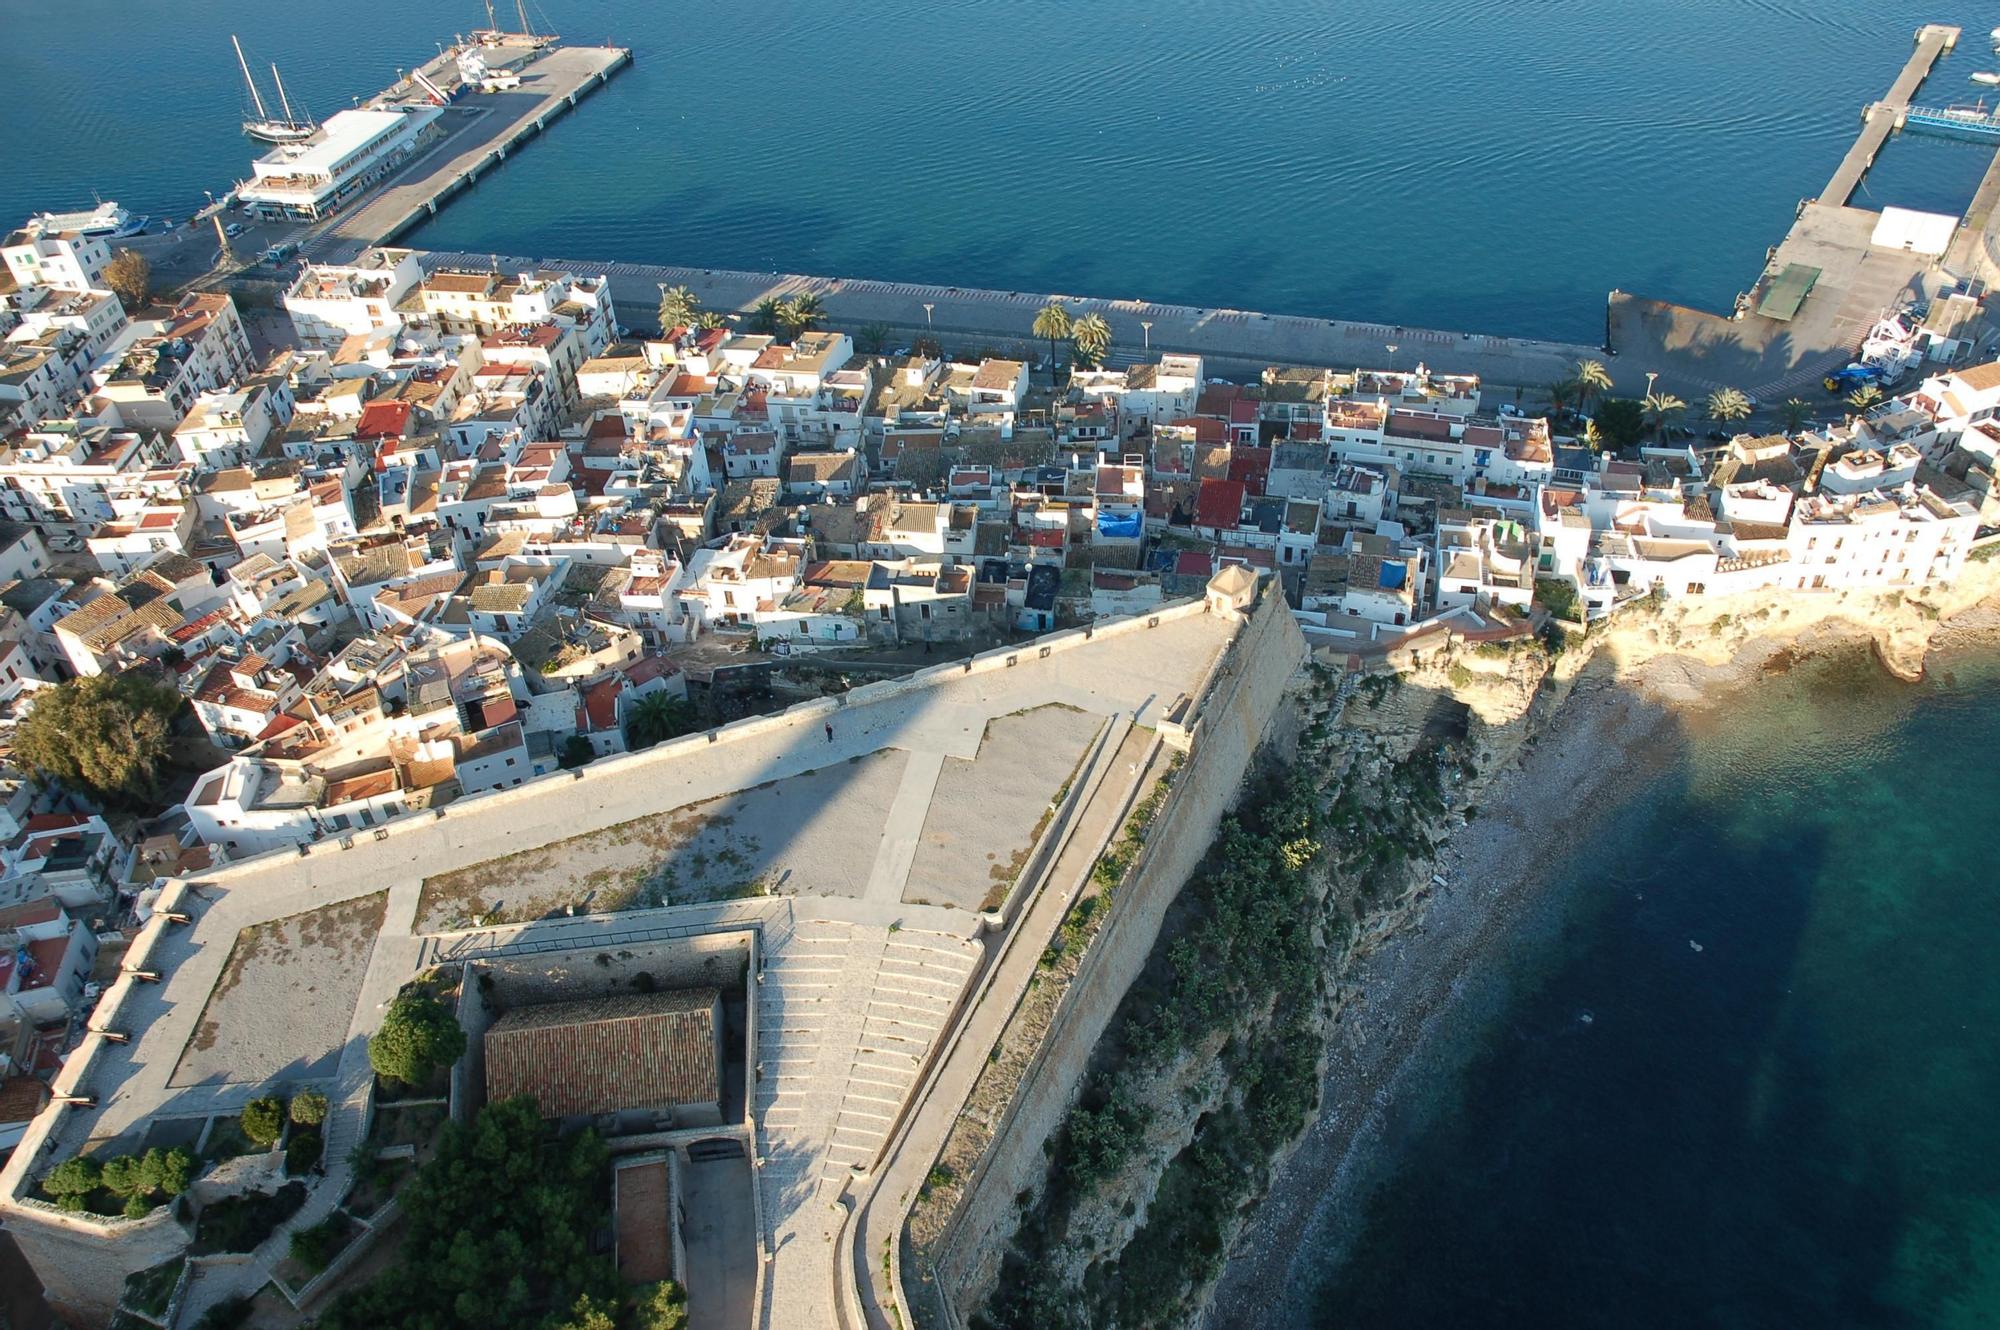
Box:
419;246;1598;389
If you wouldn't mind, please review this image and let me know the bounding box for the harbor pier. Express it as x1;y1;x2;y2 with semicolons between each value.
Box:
1821;23;1958;207
1609;23;1996;404
304;43;630;263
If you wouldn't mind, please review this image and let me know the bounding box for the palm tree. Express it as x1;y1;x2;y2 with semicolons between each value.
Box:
778;293;826;338
1573;359;1613;414
1546;378;1580;419
625;693;697;751
1071;312;1112;368
1704;387;1752;427
1032;301;1073;370
1847;384;1884;413
1581;419;1605;453
694;311;727;332
655;284;700;334
1642;391;1687;443
857;322;892;355
1778;397;1812;433
749;298;782;336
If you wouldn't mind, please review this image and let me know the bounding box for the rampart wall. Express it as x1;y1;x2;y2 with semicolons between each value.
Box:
927;586;1307;1315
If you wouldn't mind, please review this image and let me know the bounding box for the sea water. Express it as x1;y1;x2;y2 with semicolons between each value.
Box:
1309;647;2000;1328
9;1;2000;341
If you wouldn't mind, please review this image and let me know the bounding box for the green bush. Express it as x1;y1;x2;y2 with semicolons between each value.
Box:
41;1155;101;1208
1533;577;1580;622
286;1129;324;1177
240;1097;285;1148
288;1210;354;1274
634;1280;689;1330
289;1090;329;1126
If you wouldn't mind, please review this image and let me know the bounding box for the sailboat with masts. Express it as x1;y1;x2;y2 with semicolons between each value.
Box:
232;35;317;145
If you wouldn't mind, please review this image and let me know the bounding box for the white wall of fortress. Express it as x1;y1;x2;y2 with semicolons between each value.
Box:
927;585;1308;1316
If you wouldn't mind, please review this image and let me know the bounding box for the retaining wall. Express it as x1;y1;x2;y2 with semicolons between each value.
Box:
926;587;1306;1316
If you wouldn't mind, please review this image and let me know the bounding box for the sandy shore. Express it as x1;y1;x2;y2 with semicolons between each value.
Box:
1202;599;2000;1330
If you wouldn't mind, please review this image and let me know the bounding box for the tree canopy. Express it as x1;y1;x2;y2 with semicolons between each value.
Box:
624;693;698;751
318;1097;623;1330
1593;397;1647;450
654;284;700;334
240;1096;285;1147
1071;312;1112;367
13;673;180;804
367;987;467;1087
103;249;152;309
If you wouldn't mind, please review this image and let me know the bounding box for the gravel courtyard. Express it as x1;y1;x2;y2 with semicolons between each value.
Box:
903;705;1098;912
169;892;388;1088
416;751;910;931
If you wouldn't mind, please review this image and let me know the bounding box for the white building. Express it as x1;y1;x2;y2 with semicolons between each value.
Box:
238;107;445;220
281;248;426;348
2;216;110;296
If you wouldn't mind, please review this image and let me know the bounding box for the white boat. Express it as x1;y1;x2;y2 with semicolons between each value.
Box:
1972;71;2000;87
233;35;316;144
34;201;147;239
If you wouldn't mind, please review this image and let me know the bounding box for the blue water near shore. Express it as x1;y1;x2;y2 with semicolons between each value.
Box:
8;2;2000;341
1313;647;2000;1328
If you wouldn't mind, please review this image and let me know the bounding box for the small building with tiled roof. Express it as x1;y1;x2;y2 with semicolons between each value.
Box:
484;989;724;1126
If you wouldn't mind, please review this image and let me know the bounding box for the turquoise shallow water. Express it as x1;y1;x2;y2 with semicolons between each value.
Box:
1312;647;2000;1328
8;2;2000;340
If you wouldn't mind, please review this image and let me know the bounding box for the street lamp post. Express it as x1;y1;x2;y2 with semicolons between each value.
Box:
1140;320;1153;351
1645;371;1658;400
922;303;934;327
1385;343;1399;372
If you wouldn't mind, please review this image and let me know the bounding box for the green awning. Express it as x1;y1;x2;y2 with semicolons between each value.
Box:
1757;264;1821;322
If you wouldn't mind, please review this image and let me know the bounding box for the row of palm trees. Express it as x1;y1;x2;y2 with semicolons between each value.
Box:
654;284;725;334
1032;301;1114;369
1542;359;1860;446
655;285;832;341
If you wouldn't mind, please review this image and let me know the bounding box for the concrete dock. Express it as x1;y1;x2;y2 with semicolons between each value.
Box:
1820;24;1958;207
305;44;630;263
1605;22;2000;406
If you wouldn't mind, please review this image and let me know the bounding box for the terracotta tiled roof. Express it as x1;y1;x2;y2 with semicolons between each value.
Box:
483;990;721;1118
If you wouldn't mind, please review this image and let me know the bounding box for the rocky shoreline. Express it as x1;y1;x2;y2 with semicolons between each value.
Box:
1200;578;2000;1329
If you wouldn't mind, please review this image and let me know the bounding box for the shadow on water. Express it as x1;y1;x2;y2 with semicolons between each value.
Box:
1306;701;1929;1329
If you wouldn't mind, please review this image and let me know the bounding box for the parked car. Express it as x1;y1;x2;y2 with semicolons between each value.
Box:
224;222;245;238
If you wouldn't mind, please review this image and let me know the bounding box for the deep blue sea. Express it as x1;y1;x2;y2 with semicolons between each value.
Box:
1313;647;2000;1328
9;1;2000;341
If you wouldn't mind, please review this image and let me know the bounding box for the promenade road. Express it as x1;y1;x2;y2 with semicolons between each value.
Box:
417;247;1599;390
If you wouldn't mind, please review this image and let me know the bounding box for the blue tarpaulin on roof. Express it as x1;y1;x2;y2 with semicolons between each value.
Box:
1097;511;1143;539
1379;562;1407;590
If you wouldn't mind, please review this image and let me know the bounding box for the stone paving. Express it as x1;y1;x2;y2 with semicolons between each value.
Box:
169;892;388;1088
